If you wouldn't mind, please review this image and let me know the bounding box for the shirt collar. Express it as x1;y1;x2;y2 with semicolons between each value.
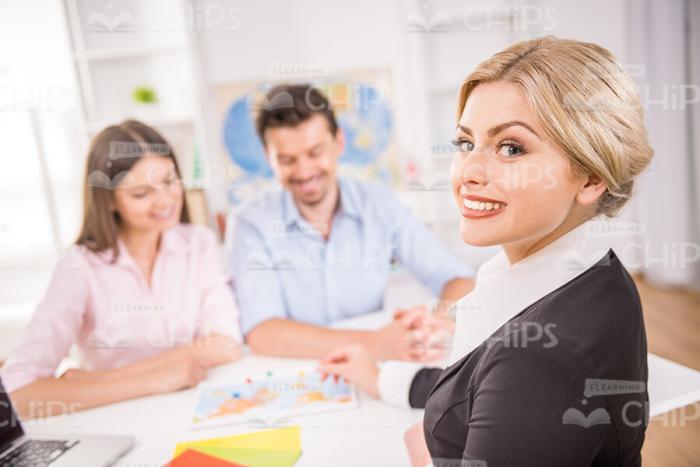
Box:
337;177;362;220
447;216;614;364
281;177;362;228
158;225;188;254
108;225;187;267
282;188;303;227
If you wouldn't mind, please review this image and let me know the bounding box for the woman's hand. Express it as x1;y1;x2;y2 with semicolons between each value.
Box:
59;368;122;381
59;335;238;397
60;358;206;395
143;353;207;395
404;422;432;467
318;344;380;399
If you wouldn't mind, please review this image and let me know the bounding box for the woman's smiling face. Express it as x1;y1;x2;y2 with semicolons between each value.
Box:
450;80;602;262
112;155;184;235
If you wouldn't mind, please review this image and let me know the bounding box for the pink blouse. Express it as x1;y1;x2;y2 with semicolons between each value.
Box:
1;223;241;393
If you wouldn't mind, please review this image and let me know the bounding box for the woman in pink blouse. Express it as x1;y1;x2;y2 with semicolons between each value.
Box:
2;120;242;418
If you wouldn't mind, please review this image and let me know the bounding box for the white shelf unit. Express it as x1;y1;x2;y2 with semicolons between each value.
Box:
61;0;213;202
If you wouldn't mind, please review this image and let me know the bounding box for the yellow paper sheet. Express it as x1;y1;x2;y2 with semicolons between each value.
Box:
173;426;301;458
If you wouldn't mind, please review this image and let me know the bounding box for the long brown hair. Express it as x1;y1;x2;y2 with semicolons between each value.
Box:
76;120;190;260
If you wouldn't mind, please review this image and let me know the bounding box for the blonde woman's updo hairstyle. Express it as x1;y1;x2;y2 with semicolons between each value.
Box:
458;36;653;216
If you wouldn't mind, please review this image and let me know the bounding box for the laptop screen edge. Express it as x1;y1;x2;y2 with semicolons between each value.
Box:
0;376;25;456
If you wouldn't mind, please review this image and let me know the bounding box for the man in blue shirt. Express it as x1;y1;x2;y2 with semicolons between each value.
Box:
230;84;474;359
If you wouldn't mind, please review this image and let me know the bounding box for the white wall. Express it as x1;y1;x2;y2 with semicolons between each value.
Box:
193;0;642;269
194;0;430;211
1;0;693;311
0;0;84;305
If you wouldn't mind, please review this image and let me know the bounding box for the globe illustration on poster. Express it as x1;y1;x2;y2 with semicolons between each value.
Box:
222;83;393;178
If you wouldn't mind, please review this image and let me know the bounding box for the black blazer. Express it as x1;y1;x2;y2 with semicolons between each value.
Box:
410;250;648;467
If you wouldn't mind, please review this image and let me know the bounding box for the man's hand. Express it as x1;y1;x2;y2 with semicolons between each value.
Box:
318;344;380;398
391;305;453;361
364;318;439;361
189;334;242;367
365;319;410;360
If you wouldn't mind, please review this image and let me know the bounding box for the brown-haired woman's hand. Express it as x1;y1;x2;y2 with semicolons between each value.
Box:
143;353;207;395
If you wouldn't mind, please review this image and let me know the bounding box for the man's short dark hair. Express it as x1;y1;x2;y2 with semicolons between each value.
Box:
255;84;339;144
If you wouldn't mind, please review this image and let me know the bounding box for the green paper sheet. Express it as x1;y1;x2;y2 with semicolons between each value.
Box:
189;446;301;467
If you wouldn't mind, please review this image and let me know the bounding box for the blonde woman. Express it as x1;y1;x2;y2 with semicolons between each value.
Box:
320;37;653;466
2;120;241;418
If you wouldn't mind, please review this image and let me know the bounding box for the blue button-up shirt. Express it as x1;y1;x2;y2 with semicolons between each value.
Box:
230;177;473;335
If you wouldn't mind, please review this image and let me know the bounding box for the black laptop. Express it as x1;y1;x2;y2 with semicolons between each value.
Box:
0;377;134;466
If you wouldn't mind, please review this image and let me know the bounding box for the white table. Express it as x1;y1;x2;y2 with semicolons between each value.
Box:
24;351;422;466
25;311;423;467
23;312;700;467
